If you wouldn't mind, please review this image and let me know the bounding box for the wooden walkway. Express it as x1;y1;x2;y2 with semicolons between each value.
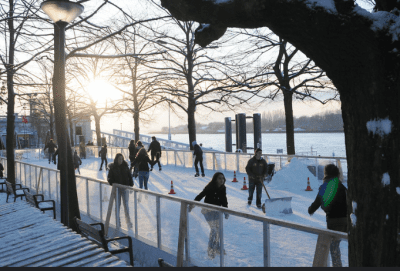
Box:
0;201;131;267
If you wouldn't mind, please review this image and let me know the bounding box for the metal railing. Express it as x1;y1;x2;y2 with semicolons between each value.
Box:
0;156;348;267
0;146;348;182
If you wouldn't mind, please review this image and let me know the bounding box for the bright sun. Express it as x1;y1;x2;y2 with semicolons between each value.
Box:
87;80;118;104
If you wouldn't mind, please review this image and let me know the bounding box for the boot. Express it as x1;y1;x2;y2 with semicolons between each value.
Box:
195;173;199;177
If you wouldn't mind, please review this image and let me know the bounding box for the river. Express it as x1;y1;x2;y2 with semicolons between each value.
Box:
151;132;346;157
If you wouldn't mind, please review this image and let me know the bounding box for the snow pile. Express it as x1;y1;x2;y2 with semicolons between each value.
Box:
366;117;392;137
268;157;319;191
305;0;337;13
381;172;390;186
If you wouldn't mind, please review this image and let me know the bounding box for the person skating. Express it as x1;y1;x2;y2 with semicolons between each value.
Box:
308;164;347;267
192;141;204;177
148;136;162;171
107;153;134;229
79;141;86;159
189;172;229;259
245;148;268;208
73;150;82;174
99;144;108;171
44;139;57;164
131;145;157;190
128;139;137;173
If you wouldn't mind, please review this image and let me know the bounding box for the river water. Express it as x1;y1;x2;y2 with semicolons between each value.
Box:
152;132;346;157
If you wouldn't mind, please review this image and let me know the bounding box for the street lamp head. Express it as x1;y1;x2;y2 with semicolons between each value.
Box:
41;0;84;24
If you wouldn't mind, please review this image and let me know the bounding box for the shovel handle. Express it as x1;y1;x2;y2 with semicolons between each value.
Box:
261;179;271;199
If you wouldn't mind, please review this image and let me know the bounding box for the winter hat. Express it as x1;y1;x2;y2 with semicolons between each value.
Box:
152;136;156;139
324;164;339;178
255;148;262;154
136;140;143;147
192;141;197;147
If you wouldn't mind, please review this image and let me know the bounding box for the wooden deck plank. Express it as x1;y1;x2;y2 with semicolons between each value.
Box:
0;201;132;267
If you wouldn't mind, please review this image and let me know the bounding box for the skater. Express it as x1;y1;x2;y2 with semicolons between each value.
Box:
308;164;347;267
44;139;57;164
245;148;268;208
79;141;86;159
128;140;137;172
192;141;204;177
99;144;108;171
148;136;162;171
0;162;4;178
107;153;133;229
189;172;229;259
73;150;82;174
131;145;157;190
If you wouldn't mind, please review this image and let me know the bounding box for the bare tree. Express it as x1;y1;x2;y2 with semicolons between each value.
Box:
239;29;338;154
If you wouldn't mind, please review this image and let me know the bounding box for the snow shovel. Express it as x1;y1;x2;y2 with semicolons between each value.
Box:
261;180;293;214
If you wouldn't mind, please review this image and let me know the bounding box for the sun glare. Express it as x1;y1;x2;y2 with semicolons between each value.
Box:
87;80;118;104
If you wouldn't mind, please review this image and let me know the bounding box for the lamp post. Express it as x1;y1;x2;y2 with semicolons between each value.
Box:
41;0;84;227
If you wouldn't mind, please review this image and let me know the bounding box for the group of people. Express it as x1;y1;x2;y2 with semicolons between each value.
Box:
43;139;85;174
44;137;347;266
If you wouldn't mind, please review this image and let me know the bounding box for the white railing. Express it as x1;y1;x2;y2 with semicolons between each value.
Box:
0;146;348;182
0;156;348;267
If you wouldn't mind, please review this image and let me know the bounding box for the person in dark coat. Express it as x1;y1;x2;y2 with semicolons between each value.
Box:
192;141;204;177
148;136;162;171
99;144;108;171
79;141;86;159
107;153;133;229
245;148;268;208
0;162;4;178
128;140;137;170
44;139;57;164
73;150;82;174
308;164;347;267
131;146;157;190
189;172;229;259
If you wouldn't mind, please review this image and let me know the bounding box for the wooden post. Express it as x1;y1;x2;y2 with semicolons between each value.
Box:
104;184;117;236
312;233;332;267
176;202;188;267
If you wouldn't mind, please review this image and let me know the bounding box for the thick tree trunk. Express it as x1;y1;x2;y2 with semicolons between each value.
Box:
133;112;139;142
6;0;15;184
160;0;400;266
67;108;74;146
283;90;295;155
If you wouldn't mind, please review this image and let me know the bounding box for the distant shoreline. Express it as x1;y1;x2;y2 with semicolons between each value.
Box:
150;130;344;134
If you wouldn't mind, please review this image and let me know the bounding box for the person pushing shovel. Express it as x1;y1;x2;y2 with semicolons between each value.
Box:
245;148;268;208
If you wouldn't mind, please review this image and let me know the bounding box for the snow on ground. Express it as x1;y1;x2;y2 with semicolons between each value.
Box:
0;156;348;267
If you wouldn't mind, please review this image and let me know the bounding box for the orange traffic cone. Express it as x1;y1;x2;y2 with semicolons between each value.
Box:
305;177;313;191
241;177;248;190
168;180;176;194
232;171;238;182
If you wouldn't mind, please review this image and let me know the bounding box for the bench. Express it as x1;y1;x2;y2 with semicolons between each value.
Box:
5;180;29;202
158;258;175;267
74;217;134;266
24;190;56;219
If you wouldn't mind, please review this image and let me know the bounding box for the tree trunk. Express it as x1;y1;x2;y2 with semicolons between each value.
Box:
132;65;139;142
49;101;55;142
94;114;102;146
67;108;74;146
6;0;15;184
187;104;196;151
283;90;295;155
